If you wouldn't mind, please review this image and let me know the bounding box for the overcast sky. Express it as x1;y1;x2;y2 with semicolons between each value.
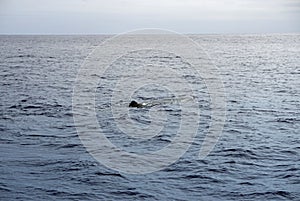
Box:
0;0;299;34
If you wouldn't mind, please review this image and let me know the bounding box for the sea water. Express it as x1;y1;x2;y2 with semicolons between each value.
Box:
0;34;299;200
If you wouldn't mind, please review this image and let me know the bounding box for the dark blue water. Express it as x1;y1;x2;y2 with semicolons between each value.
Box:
1;34;299;200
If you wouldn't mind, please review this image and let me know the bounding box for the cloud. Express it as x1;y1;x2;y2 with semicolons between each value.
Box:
0;0;299;34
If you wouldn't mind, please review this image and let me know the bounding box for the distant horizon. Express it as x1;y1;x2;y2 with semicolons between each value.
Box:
1;0;299;35
0;31;299;36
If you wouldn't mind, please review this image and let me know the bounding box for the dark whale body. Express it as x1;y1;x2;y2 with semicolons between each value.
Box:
129;100;144;108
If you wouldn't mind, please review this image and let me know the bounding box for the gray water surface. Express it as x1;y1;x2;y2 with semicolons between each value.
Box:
0;34;299;200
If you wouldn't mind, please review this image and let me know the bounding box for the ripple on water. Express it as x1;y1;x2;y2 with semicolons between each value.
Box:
0;34;299;200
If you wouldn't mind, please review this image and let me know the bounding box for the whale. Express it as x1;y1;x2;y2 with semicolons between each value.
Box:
129;95;194;108
129;100;144;108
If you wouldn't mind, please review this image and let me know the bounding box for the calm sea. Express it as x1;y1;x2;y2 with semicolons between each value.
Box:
0;34;299;200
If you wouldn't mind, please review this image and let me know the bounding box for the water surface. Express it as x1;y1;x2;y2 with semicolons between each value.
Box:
0;34;299;200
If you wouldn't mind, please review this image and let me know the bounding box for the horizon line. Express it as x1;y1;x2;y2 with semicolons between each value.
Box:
0;31;299;36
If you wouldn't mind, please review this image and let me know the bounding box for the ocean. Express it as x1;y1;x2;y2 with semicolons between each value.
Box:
0;34;299;200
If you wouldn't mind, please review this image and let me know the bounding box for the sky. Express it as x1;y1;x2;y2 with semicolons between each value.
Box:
0;0;299;34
